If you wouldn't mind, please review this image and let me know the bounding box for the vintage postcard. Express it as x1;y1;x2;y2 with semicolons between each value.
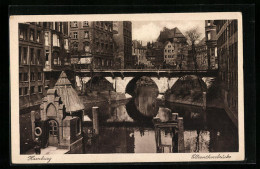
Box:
10;12;244;164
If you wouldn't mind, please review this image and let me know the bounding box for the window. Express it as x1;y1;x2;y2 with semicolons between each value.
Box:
53;34;59;46
19;73;23;81
45;73;50;80
83;21;89;27
207;32;211;40
37;49;41;65
31;72;35;81
84;42;90;52
73;32;78;39
30;86;35;94
19;29;24;39
19;46;22;65
38;86;43;93
38;72;42;81
73;43;78;51
165;49;167;52
168;50;171;53
37;31;40;42
24;87;28;95
45;50;49;63
72;21;78;27
30;48;35;64
76;118;81;135
24;73;28;81
30;29;34;41
168;45;171;48
44;32;49;46
64;39;69;50
19;88;23;96
84;31;89;39
207;20;211;26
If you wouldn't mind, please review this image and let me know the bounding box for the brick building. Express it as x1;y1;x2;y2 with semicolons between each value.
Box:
205;20;218;69
69;21;114;70
113;21;133;69
214;20;238;127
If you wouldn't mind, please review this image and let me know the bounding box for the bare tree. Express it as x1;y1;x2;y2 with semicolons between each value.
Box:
185;28;205;94
185;27;202;70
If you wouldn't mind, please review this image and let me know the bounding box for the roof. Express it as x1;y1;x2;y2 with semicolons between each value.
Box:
54;71;84;112
157;27;186;43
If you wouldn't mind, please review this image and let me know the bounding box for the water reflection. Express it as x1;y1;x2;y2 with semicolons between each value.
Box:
79;88;238;154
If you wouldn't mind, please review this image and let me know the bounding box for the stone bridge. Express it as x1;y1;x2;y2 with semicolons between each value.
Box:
75;69;218;94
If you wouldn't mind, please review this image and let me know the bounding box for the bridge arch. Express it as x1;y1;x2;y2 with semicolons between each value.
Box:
125;76;159;96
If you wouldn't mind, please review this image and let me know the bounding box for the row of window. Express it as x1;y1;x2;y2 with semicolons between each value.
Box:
164;55;175;58
164;49;175;53
19;72;42;82
70;21;113;32
19;47;42;65
19;86;43;96
19;28;42;43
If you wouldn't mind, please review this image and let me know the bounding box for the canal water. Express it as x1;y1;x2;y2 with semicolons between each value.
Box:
79;91;238;154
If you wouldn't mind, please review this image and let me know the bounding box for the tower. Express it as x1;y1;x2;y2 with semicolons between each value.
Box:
205;20;217;69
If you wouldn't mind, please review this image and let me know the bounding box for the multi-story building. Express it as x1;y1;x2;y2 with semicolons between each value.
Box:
132;40;151;67
42;22;72;88
19;22;45;112
19;22;73;153
163;41;176;66
205;20;218;69
195;37;208;69
146;41;164;68
214;20;238;127
157;27;188;69
113;21;133;69
69;21;114;70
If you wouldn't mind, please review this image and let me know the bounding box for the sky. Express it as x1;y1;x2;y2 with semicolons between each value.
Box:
132;20;205;45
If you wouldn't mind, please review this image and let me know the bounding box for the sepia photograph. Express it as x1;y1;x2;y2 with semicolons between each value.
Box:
10;12;244;163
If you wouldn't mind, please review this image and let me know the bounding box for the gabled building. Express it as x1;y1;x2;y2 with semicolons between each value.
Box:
36;71;84;152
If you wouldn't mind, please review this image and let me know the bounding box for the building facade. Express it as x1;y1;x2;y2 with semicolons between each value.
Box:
42;22;73;88
205;20;218;69
132;40;152;68
146;42;164;68
69;21;114;70
19;22;46;111
195;38;208;70
157;27;188;69
113;21;133;69
214;20;238;127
